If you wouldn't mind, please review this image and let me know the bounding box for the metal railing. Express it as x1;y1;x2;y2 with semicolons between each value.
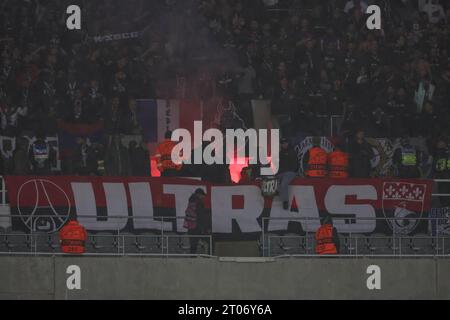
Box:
0;231;213;257
263;224;448;257
259;179;450;257
0;178;450;257
0;214;213;257
261;216;450;257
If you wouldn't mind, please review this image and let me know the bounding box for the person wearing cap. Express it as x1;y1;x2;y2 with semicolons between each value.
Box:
183;188;210;254
315;214;340;255
277;138;299;210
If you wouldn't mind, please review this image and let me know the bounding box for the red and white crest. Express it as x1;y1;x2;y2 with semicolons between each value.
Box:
381;182;427;235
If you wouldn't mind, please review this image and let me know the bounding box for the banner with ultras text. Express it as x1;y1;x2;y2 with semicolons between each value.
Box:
3;176;433;238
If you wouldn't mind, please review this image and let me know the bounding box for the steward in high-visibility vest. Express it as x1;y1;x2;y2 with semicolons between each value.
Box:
315;215;339;254
400;145;417;167
393;137;420;178
328;148;349;178
59;220;87;254
155;131;182;177
305;146;328;177
434;137;450;179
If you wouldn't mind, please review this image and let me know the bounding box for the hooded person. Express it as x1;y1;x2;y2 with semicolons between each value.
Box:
183;188;211;254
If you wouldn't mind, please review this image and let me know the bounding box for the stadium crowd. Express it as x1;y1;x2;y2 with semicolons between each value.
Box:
0;0;449;180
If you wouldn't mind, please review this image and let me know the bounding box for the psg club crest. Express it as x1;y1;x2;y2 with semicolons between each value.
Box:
16;179;71;233
381;182;427;235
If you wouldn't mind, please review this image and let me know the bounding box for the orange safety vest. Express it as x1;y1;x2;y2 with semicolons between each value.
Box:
306;147;328;177
315;224;337;254
328;150;349;178
59;221;87;254
155;139;182;172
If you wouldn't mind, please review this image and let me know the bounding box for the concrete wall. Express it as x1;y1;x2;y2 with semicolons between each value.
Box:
0;255;449;299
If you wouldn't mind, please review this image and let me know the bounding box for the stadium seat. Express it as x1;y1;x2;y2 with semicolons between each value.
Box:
33;233;54;253
299;236;309;253
354;235;371;255
120;232;140;254
267;234;284;256
89;232;118;253
366;234;394;255
166;235;211;255
4;231;31;253
306;233;316;254
344;234;362;255
0;228;7;252
134;234;164;254
166;235;190;254
408;234;434;255
197;237;211;255
443;237;450;255
431;236;443;255
256;236;263;255
340;235;357;255
260;233;273;256
275;234;305;255
399;237;420;255
48;233;60;252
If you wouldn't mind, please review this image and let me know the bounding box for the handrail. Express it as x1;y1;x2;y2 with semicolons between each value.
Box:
2;177;450;257
0;232;213;256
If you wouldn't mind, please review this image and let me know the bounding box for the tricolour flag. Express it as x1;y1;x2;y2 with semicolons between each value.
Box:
136;99;203;158
57;120;105;159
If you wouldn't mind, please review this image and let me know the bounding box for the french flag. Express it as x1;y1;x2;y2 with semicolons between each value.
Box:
57;120;105;159
136;99;203;175
136;99;203;146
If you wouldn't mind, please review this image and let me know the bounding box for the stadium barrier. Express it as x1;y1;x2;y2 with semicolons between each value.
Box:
1;255;450;299
262;216;448;257
261;179;450;256
0;214;449;257
0;177;449;257
0;215;213;256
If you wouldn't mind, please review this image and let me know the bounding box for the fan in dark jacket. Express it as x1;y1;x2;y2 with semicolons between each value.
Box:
129;140;150;176
72;137;98;175
277;138;299;209
12;137;30;175
183;188;211;254
348;130;374;178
